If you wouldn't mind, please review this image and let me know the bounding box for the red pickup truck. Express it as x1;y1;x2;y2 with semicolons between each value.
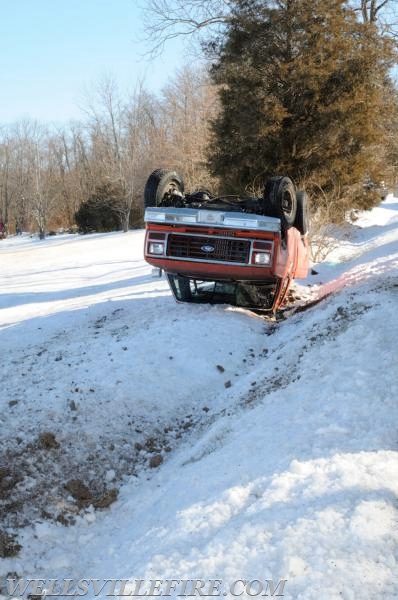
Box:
143;169;310;313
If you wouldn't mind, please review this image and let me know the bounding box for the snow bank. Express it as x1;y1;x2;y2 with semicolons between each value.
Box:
0;197;397;599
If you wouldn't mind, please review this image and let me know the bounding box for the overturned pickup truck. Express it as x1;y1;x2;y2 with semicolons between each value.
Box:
143;169;310;313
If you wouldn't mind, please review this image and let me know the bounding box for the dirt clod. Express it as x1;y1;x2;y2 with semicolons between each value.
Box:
0;530;21;557
38;432;60;449
65;479;92;504
94;488;118;509
149;454;163;469
145;438;160;452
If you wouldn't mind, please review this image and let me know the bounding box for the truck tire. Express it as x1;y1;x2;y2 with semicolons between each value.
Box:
264;176;297;228
295;191;310;235
144;169;184;208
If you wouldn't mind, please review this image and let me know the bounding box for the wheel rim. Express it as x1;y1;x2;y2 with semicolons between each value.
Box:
162;181;180;202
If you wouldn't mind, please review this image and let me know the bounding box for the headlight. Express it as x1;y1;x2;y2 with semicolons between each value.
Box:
253;252;271;265
148;242;165;255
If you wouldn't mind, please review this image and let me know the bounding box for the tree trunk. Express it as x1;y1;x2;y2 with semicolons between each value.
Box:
122;210;130;232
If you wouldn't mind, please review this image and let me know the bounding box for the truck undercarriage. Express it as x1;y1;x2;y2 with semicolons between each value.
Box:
143;170;310;313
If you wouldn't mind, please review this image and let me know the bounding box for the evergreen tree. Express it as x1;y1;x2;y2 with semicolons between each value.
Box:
74;182;124;233
208;0;396;211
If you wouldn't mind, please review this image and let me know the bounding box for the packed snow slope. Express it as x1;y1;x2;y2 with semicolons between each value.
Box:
0;197;397;599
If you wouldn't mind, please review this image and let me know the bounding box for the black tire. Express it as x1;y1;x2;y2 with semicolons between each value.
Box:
295;191;310;235
263;176;297;228
144;169;184;208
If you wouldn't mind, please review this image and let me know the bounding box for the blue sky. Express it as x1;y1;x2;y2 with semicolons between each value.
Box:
0;0;188;124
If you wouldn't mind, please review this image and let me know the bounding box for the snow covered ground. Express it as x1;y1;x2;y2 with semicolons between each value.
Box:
0;197;397;599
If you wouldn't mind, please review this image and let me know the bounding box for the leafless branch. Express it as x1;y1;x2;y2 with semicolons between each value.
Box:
141;0;232;57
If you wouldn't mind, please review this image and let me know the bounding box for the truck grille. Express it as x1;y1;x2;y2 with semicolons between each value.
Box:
167;234;251;264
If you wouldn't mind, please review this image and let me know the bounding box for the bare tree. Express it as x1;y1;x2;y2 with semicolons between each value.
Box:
142;0;231;55
83;77;158;231
159;66;219;189
0;62;221;234
9;120;60;238
114;85;156;231
31;134;58;239
0;133;14;234
350;1;398;38
144;1;398;58
359;0;391;22
11;120;39;234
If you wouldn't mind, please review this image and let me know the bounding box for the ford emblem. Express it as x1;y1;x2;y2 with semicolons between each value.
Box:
201;244;215;253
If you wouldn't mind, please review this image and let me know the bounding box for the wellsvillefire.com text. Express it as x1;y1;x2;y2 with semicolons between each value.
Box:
7;578;288;598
